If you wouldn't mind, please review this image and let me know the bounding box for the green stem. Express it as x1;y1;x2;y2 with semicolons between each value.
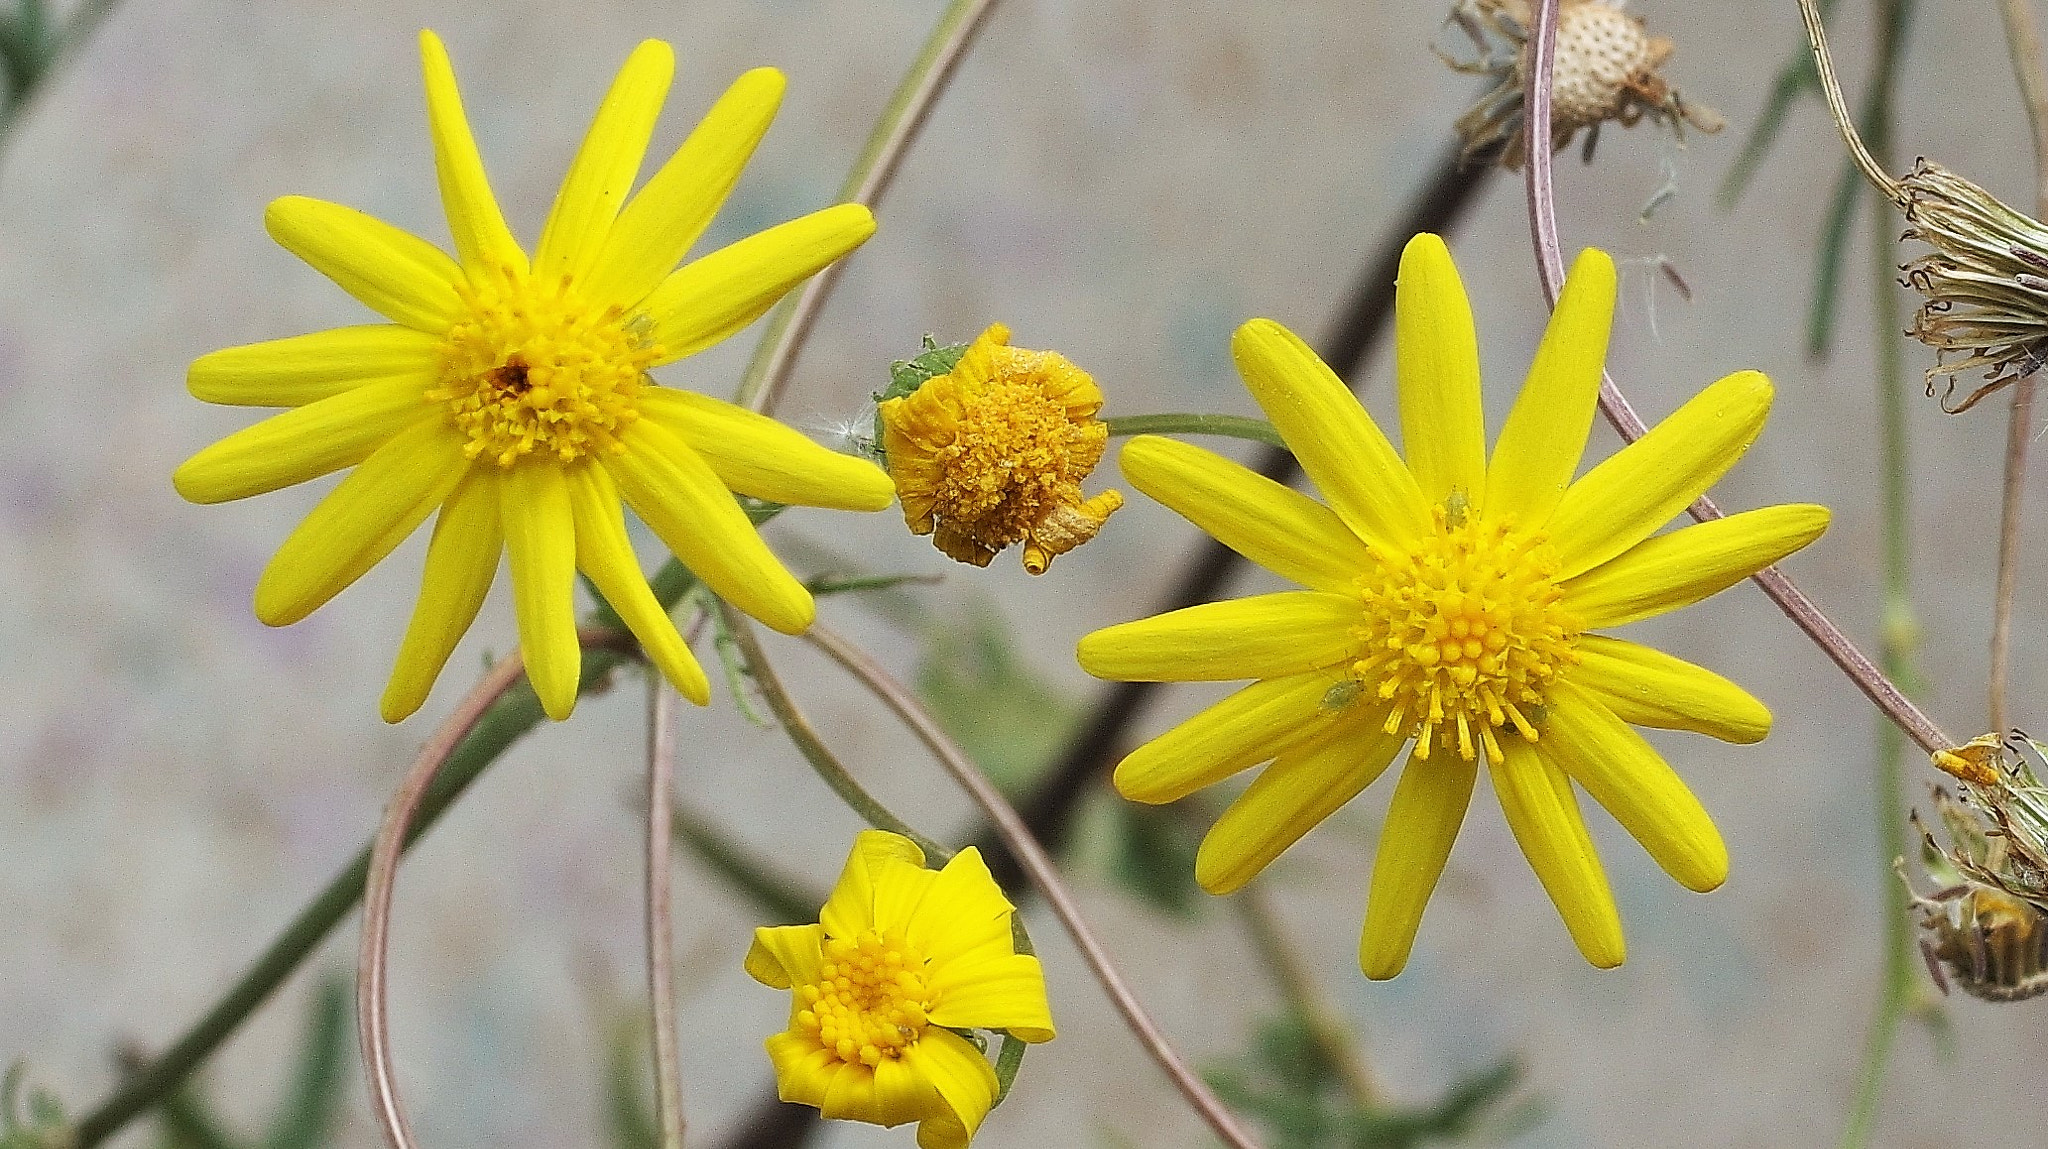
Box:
669;802;824;926
1838;4;1921;1144
1103;413;1288;451
714;600;950;862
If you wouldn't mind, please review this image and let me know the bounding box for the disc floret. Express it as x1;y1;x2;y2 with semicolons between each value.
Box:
795;928;936;1068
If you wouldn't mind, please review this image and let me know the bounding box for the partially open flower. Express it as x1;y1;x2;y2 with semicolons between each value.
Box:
876;325;1122;574
1442;0;1721;168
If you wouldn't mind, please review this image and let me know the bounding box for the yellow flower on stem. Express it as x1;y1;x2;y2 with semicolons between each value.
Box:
747;831;1055;1148
173;32;895;723
1077;233;1831;976
878;324;1123;574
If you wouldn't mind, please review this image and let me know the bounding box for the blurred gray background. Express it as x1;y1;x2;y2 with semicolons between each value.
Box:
4;0;2045;1145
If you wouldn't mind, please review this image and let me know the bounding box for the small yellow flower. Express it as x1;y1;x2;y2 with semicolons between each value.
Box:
173;33;895;723
878;324;1123;574
746;831;1054;1148
1078;234;1831;976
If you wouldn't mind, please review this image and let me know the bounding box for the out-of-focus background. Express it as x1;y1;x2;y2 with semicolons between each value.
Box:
4;0;2044;1145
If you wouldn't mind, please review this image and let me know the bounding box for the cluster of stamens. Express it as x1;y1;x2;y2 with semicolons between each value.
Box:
1350;499;1581;761
430;264;663;466
794;928;936;1067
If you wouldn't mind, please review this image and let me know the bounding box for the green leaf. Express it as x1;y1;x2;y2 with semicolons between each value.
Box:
670;802;823;925
1716;0;1839;207
261;975;349;1149
601;1016;659;1149
1806;156;1863;357
872;336;970;460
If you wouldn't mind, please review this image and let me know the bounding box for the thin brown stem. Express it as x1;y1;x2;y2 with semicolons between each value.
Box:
645;676;685;1149
357;630;641;1149
799;623;1266;1149
1522;0;1951;757
1235;887;1381;1111
735;0;1001;416
1999;0;2048;214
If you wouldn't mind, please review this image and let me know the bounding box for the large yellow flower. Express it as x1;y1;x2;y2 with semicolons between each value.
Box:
173;33;894;723
1077;234;1830;976
747;831;1055;1148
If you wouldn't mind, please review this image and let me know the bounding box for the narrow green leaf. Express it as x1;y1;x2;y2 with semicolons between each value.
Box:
261;976;349;1149
1806;157;1863;357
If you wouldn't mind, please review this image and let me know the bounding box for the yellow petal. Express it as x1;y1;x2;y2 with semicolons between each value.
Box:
533;40;673;283
905;1028;998;1149
1112;668;1350;804
636;387;894;510
1542;680;1728;891
418;30;527;280
868;1056;934;1130
1483;249;1616;529
905;847;1011;969
1077;591;1364;683
381;467;501;723
1360;749;1478;979
569;462;710;705
1394;234;1486;505
1549;371;1773;579
1563;504;1831;628
820;830;926;940
928;953;1055;1041
821;1063;899;1126
744;922;825;990
253;418;469;626
1490;739;1625;968
766;1031;841;1108
174;379;432;505
1196;710;1406;895
188;325;439;408
642;204;876;365
1115;435;1372;593
264;197;462;331
585;68;786;309
1231;319;1430;551
609;419;814;634
501;464;580;721
1570;634;1771;744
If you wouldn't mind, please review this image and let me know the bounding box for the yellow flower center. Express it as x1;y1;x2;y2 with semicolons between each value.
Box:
795;928;935;1067
431;266;664;467
1352;498;1581;762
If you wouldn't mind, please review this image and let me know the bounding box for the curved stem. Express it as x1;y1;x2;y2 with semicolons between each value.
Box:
1792;0;1903;199
716;601;950;862
800;622;1265;1149
1103;413;1288;451
733;0;1001;416
358;630;642;1149
645;676;685;1149
1521;0;1951;757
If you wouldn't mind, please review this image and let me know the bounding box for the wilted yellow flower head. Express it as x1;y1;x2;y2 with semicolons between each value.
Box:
877;324;1123;574
1911;734;2048;1001
1079;234;1830;977
172;32;893;723
747;831;1054;1148
1443;0;1721;167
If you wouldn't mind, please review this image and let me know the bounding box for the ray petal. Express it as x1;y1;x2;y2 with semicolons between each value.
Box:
380;466;500;723
1483;249;1616;529
263;197;463;331
534;40;674;283
566;461;710;705
1562;504;1831;628
636;387;893;510
501;463;581;721
1196;708;1405;894
174;378;432;504
188;325;440;408
1542;679;1728;891
903;1029;997;1149
1077;591;1363;683
1111;668;1350;804
1490;739;1625;968
253;418;469;626
1116;435;1373;593
584;68;786;308
1395;234;1486;505
1549;370;1773;579
1231;319;1430;551
820;830;926;940
1360;748;1478;979
1570;634;1771;744
418;30;527;280
641;204;875;365
744;922;825;990
607;419;813;634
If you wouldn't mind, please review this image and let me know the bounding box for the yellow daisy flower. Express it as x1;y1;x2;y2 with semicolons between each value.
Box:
878;324;1123;574
1077;234;1830;976
173;32;896;723
747;831;1055;1148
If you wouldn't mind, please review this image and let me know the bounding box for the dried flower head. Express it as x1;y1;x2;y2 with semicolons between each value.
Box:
1909;732;2048;1000
1441;0;1722;168
876;325;1123;574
